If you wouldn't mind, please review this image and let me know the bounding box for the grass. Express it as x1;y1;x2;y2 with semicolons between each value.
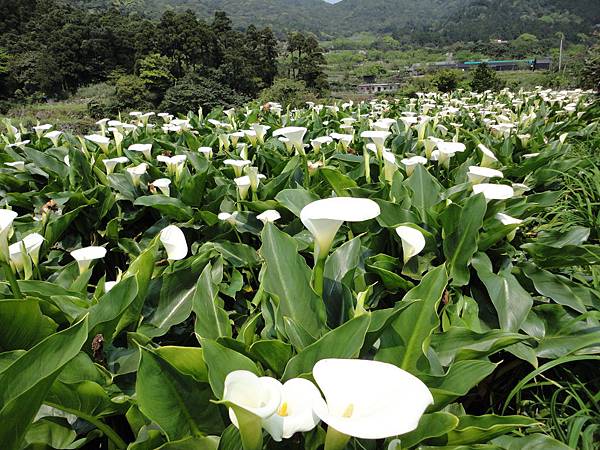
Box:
1;101;95;135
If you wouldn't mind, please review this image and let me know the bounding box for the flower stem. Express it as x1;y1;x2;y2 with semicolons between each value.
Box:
324;427;350;450
313;257;326;297
363;148;371;183
1;260;22;298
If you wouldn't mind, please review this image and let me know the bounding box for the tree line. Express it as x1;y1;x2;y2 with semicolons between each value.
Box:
0;0;329;114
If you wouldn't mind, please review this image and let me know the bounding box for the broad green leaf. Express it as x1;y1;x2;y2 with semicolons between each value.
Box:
22;417;81;450
522;263;590;313
0;317;88;450
521;242;600;268
194;262;232;340
136;346;224;441
442;194;487;286
445;414;537;446
492;434;572;450
323;236;362;326
155;346;208;382
398;412;459;448
320;166;357;196
249;340;293;377
275;188;319;217
134;196;193;221
472;253;532;332
260;223;326;337
202;339;259;398
404;163;442;220
282;314;370;380
421;360;498;409
158;436;219;450
0;299;57;351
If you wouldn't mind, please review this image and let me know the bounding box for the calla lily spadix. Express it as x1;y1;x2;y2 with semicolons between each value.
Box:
467;166;504;184
313;359;433;444
472;183;514;201
262;378;324;442
0;209;18;262
300;197;381;261
395;226;426;264
272;127;307;154
257;210;281;224
129;143;153;160
103;157;129;174
401;156;427;176
70;246;107;274
159;225;187;261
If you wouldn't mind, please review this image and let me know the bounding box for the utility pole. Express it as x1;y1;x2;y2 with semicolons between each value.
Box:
558;34;564;72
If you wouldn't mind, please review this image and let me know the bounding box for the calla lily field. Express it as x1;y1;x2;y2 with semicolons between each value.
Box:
0;88;599;450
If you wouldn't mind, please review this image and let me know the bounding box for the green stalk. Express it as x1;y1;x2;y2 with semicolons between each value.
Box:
45;402;127;450
324;426;350;450
313;257;326;297
363;148;371;183
1;260;22;299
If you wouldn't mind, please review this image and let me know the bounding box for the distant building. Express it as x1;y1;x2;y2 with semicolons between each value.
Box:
410;58;552;74
357;83;400;94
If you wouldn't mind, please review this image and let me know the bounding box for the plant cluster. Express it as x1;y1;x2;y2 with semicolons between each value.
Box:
0;88;599;450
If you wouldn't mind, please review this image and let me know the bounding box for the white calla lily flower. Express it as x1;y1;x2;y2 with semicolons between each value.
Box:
103;157;129;174
9;233;44;270
128;144;153;160
70;246;107;273
234;176;252;200
477;144;498;167
495;213;523;241
5;161;25;171
395;226;426;264
251;124;271;144
152;178;171;196
257;210;281;224
84;134;110;153
224;159;252;178
126;163;148;186
467;166;504;184
159;225;187;261
33;124;53;138
300;198;380;260
199;147;213;159
262;378;324;442
157;154;187;177
313;359;433;440
472;183;514;201
382;151;398;183
311;136;333;152
44;130;62;147
329;133;353;151
401;156;428;176
0;210;18;262
223;370;282;427
360;131;391;157
218;212;238;225
273;127;307;155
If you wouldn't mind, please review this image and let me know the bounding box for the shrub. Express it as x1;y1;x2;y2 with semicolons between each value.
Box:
470;63;505;92
259;78;317;109
432;70;462;93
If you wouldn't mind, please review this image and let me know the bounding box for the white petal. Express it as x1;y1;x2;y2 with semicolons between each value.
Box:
395;226;425;263
313;359;433;440
159;225;187;261
472;183;514;200
223;371;282;423
70;246;106;272
257;210;281;224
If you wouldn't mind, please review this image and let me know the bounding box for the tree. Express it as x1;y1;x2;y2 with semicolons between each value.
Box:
470;63;505;92
259;78;316;109
285;32;329;94
137;53;174;104
581;36;600;93
432;70;461;93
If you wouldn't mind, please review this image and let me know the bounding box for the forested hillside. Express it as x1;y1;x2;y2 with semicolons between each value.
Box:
65;0;600;42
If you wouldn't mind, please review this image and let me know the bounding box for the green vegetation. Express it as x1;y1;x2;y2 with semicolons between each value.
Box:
1;88;600;450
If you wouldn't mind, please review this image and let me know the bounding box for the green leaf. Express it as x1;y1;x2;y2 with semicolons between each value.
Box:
493;434;572;449
260;223;326;337
22;417;80;449
472;253;532;332
202;339;259;398
134;196;194;221
521;242;600;268
442;194;487;286
0;317;88;450
194;263;232;340
422;360;498;409
398;412;459;448
136;346;224;441
157;436;219;450
377;265;448;373
323;236;362;326
155;346;208;383
0;299;57;351
445;414;537;446
249;340;293;377
282;314;370;380
522;263;590;313
275;188;319;217
404;164;442;220
320;167;357;196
